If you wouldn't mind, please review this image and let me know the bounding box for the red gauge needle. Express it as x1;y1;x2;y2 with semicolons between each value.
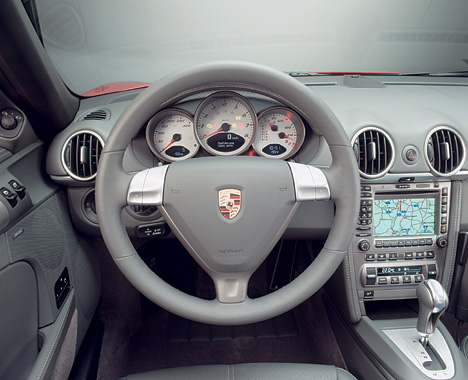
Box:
202;123;230;139
264;119;278;132
278;132;295;141
161;133;181;152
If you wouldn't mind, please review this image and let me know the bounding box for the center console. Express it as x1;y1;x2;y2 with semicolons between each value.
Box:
353;181;451;302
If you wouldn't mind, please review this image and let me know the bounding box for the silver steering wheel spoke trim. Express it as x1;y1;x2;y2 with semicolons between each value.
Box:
127;165;168;206
288;162;330;201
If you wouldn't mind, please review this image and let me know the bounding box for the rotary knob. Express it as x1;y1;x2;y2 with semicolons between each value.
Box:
0;115;17;130
358;240;371;251
436;237;448;249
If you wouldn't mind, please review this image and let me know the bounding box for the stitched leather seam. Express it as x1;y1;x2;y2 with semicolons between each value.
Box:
446;181;461;291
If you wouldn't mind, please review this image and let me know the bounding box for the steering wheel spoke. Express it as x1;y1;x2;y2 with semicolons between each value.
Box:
212;272;251;303
127;165;168;206
288;163;330;202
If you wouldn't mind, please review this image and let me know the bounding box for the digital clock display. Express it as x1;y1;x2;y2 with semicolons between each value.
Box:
377;266;422;277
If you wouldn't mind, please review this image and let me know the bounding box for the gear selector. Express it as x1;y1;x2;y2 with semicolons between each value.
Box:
416;279;449;346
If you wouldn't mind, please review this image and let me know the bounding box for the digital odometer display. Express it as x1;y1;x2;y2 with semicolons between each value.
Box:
374;197;436;237
377;266;422;276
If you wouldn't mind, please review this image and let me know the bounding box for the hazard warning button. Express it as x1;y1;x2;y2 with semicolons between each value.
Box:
402;145;419;165
406;149;417;161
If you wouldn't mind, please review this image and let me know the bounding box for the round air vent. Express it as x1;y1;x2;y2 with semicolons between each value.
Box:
61;131;104;181
352;127;395;179
425;127;466;177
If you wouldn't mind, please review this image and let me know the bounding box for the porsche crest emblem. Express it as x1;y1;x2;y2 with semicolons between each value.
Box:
218;189;242;220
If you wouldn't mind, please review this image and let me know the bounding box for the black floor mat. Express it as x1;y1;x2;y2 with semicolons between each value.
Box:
167;310;297;342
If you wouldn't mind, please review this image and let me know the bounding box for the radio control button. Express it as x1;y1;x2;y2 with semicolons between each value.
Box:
390;241;398;248
403;275;412;283
389;253;398;260
383;240;390;248
357;226;371;231
426;251;435;259
378;277;388;285
375;240;383;248
404;252;414;260
412;239;419;246
425;238;433;246
356;233;371;237
416;252;425;259
377;253;387;261
365;254;376;261
441;226;447;234
441;205;447;213
361;186;371;192
441;216;447;225
361;206;368;212
364;290;374;299
361;192;372;198
442;187;448;196
419;238;426;246
405;240;412;247
397;240;405;247
390;276;399;284
441;197;448;205
414;275;424;283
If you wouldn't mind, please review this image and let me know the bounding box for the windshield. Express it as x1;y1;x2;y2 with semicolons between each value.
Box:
35;0;468;95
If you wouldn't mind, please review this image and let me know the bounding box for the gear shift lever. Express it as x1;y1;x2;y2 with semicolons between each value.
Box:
417;279;449;346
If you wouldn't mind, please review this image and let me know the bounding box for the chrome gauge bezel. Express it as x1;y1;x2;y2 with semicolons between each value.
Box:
253;107;306;160
146;108;199;162
194;92;257;156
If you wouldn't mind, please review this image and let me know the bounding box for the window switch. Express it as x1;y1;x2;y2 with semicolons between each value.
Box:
1;187;18;207
9;180;26;199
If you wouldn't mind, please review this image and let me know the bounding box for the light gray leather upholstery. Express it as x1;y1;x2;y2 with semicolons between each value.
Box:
120;363;357;380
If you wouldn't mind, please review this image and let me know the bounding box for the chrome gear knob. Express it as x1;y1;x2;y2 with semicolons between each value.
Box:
416;279;449;346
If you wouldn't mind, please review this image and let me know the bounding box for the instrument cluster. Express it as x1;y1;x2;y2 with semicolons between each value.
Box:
146;92;306;162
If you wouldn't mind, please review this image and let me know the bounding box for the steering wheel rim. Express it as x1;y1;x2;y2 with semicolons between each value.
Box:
96;61;360;325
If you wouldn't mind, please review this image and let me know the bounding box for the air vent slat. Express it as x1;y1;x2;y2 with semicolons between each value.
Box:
426;127;465;176
79;109;110;121
352;127;394;179
62;131;104;181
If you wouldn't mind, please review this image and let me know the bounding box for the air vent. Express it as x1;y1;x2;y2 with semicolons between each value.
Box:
352;127;395;179
425;127;466;176
79;109;109;121
62;131;104;181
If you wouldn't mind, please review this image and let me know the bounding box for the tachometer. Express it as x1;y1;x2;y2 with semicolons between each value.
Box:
146;109;199;162
194;92;256;156
253;107;305;159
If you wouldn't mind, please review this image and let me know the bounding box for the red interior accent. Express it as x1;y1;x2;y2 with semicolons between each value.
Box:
80;81;151;97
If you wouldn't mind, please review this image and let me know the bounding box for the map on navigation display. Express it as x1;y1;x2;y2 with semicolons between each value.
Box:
374;198;436;237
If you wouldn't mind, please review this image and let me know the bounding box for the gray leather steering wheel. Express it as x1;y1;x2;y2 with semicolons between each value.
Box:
96;61;360;325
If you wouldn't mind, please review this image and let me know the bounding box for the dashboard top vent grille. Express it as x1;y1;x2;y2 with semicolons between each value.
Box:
62;131;104;181
352;127;395;179
79;109;109;121
425;127;466;176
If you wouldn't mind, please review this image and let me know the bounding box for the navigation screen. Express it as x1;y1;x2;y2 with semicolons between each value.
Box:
374;197;436;237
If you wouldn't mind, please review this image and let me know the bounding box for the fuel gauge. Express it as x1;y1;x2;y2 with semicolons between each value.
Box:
253;107;305;159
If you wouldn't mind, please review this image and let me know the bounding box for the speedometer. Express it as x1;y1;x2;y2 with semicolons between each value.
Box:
146;109;199;162
253;107;305;159
194;92;257;156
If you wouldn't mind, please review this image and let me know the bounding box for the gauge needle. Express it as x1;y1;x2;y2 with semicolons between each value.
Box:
278;132;295;141
202;123;230;139
161;133;181;152
264;119;278;132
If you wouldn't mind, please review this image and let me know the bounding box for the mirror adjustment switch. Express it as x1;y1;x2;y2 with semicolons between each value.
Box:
0;187;17;207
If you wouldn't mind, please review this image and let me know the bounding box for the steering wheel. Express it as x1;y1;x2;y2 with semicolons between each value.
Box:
95;62;359;325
